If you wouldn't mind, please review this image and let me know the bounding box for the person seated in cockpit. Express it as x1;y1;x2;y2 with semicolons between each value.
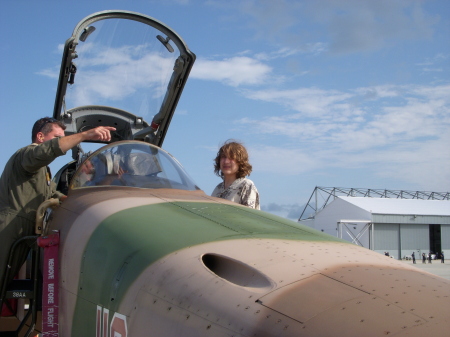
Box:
78;154;125;186
77;149;162;188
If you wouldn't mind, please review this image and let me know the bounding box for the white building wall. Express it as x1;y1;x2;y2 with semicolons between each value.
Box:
313;198;372;247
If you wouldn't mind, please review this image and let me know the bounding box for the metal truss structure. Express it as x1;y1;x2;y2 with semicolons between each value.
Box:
337;220;372;247
298;186;450;222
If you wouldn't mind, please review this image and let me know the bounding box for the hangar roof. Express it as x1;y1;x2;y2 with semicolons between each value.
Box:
339;197;450;216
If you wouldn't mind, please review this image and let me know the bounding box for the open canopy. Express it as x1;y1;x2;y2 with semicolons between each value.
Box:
53;10;195;148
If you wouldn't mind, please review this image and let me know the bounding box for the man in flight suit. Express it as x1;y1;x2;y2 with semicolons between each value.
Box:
0;117;115;298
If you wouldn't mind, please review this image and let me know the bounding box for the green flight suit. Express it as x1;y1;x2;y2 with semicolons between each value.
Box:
0;137;66;290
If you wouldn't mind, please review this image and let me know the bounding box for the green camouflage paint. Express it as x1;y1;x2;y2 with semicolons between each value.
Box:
71;201;345;334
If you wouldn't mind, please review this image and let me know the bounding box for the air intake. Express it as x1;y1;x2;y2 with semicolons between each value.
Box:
202;253;273;291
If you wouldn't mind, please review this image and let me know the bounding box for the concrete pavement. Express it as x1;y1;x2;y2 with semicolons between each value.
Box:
400;259;450;280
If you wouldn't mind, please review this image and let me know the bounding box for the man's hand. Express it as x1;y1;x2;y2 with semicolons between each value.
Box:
82;126;116;142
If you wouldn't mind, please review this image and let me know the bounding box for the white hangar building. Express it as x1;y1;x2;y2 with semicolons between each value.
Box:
298;187;450;260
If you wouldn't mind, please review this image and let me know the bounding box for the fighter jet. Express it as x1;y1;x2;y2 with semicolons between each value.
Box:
1;10;449;337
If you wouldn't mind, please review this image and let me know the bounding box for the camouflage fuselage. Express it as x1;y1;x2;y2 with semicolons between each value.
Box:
47;187;450;336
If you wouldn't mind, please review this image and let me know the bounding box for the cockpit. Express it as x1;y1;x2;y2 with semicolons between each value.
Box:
69;141;199;191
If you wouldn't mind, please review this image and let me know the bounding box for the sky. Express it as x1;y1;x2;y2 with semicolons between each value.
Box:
1;0;449;220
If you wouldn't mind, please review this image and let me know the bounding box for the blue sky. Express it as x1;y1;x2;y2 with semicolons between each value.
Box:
1;0;449;219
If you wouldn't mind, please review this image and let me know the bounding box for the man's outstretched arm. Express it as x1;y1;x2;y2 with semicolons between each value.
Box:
58;126;116;153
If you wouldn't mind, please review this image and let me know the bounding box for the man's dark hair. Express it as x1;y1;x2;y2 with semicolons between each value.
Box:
32;117;66;142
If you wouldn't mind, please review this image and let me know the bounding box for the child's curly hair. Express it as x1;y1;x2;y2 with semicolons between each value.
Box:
214;140;252;179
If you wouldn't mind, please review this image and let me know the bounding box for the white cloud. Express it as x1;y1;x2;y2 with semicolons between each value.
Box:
36;40;181;119
223;0;439;54
236;83;450;190
261;202;304;220
422;68;443;72
390;136;450;189
254;43;328;61
243;87;356;118
309;0;438;54
417;53;449;70
65;48;176;108
250;145;318;175
36;67;59;79
190;56;272;86
255;48;300;61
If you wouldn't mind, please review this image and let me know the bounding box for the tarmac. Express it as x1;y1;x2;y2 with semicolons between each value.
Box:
400;258;450;280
